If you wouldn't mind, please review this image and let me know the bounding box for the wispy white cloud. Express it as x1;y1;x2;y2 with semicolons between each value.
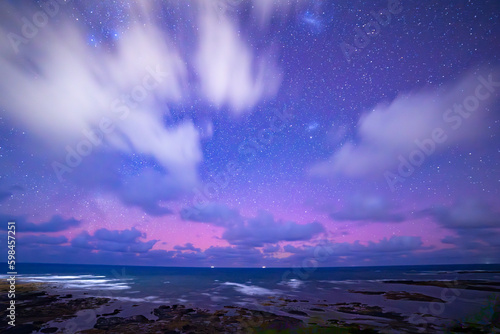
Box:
0;4;199;184
195;3;281;113
0;1;284;198
309;70;500;179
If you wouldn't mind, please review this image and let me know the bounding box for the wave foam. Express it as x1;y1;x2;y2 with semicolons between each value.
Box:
223;282;278;296
17;274;132;291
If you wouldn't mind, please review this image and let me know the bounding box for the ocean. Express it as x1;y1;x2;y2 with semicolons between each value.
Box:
10;263;500;306
5;263;500;332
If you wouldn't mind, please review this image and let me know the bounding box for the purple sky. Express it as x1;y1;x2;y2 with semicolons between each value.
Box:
0;0;499;267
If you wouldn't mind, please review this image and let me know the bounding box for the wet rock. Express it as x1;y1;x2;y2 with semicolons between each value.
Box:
130;315;149;322
349;290;385;295
492;308;500;327
335;302;405;321
384;291;445;303
287;310;308;316
3;324;38;334
180;308;195;315
94;316;127;330
94;315;149;330
383;280;500;292
102;308;121;316
16;291;47;300
153;305;176;320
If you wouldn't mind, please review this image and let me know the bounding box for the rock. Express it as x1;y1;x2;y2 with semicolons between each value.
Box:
102;308;121;316
94;317;128;330
348;290;385;295
40;327;59;333
16;291;47;300
129;315;149;323
181;308;195;314
335;302;405;321
384;291;445;303
287;310;308;316
153;305;185;320
310;308;325;312
94;315;149;330
492;309;500;327
3;324;38;334
383;280;500;292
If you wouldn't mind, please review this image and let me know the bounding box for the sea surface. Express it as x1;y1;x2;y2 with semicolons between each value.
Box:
5;263;500;329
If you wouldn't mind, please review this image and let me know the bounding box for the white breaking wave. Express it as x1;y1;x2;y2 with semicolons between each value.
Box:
17;274;132;291
278;278;303;289
222;282;278;296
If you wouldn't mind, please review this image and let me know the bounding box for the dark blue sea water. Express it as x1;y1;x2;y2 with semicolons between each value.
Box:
7;263;500;314
4;262;500;332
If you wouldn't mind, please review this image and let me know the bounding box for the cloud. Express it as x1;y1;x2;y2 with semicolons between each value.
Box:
180;202;241;226
364;236;423;252
250;0;307;26
280;236;430;269
181;204;325;247
263;244;281;253
285;236;424;255
203;245;265;266
20;234;68;245
0;214;80;232
71;228;157;253
174;243;202;252
2;228;498;267
63;154;182;216
0;2;286;217
424;200;499;229
222;211;325;247
70;231;94;249
94;227;144;243
0;3;203;209
420;200;500;252
330;195;405;223
309;70;500;179
195;3;281;113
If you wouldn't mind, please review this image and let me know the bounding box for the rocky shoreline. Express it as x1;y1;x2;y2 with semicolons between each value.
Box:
1;281;499;333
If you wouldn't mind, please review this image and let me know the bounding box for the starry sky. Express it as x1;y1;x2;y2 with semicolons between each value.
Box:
0;0;499;267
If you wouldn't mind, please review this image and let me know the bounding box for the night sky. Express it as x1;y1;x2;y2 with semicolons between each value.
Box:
0;0;499;267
